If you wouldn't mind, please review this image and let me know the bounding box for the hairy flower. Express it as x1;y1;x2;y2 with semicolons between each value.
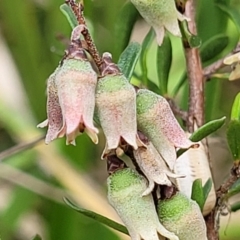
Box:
96;70;140;157
38;57;98;145
157;192;207;240
224;52;240;81
130;0;188;45
107;168;179;240
134;141;184;196
136;89;198;170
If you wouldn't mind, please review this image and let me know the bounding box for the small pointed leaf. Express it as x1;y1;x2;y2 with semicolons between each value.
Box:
191;179;205;211
60;4;78;29
231;92;240;121
114;2;139;58
203;178;213;202
190;117;226;142
200;34;229;64
231;202;240;212
64;197;129;235
227;179;240;198
157;35;172;95
117;42;142;81
31;235;42;240
227;120;240;161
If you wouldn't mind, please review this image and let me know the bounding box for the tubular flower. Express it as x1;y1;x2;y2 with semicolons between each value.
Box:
130;0;188;45
136;89;198;170
38;57;98;145
96;64;140;157
157;192;207;240
134;141;184;196
107;168;179;240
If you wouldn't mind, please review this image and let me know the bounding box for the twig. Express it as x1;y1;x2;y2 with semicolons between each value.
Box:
184;0;204;133
66;0;103;70
0;136;44;162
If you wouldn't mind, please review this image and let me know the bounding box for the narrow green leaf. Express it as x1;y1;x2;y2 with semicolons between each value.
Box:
217;4;240;32
231;202;240;212
117;42;142;81
60;3;78;29
31;234;42;240
200;34;229;63
203;178;213;203
140;28;155;86
227;120;240;161
64;198;129;235
190;117;226;142
191;179;205;211
227;179;240;198
157;35;172;95
172;72;187;97
114;2;139;59
231;92;240;121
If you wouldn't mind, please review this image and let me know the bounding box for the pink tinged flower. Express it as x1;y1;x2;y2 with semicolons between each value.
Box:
136;89;198;170
134;141;184;196
107;168;179;240
37;67;63;144
38;58;98;145
130;0;188;45
95;73;140;157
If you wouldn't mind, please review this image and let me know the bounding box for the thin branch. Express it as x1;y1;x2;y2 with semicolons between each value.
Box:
184;0;204;133
66;0;103;70
0;136;44;162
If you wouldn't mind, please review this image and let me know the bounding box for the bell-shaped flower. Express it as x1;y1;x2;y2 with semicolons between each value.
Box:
96;55;141;157
134;140;184;196
107;168;179;240
130;0;188;45
38;57;98;145
174;137;216;216
136;89;198;170
157;192;207;240
224;52;240;81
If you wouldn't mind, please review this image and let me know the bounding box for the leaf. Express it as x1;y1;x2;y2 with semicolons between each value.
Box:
117;42;142;81
227;120;240;161
64;197;129;235
140;28;155;86
114;2;139;58
190;117;226;142
200;34;229;64
203;178;213;203
231;202;240;212
31;234;42;240
231;92;240;121
191;179;205;211
217;4;240;33
60;4;78;29
157;35;172;95
227;179;240;198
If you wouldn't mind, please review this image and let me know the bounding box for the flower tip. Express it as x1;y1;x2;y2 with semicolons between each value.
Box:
85;127;99;144
37;119;48;128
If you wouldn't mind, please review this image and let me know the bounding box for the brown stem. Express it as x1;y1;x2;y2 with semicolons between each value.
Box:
66;0;103;70
184;0;204;133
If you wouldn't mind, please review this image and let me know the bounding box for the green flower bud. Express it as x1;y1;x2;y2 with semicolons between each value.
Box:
134;141;184;196
130;0;188;45
38;58;98;145
136;89;197;170
96;73;140;157
107;168;179;240
157;192;207;240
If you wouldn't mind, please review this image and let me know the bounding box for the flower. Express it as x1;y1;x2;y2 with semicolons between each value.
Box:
224;52;240;81
130;0;188;45
136;89;198;170
174;137;216;216
96;54;141;157
134;141;184;196
38;57;98;145
157;192;207;240
107;168;179;240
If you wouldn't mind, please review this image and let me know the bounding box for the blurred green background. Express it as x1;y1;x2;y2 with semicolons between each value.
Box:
0;0;240;239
